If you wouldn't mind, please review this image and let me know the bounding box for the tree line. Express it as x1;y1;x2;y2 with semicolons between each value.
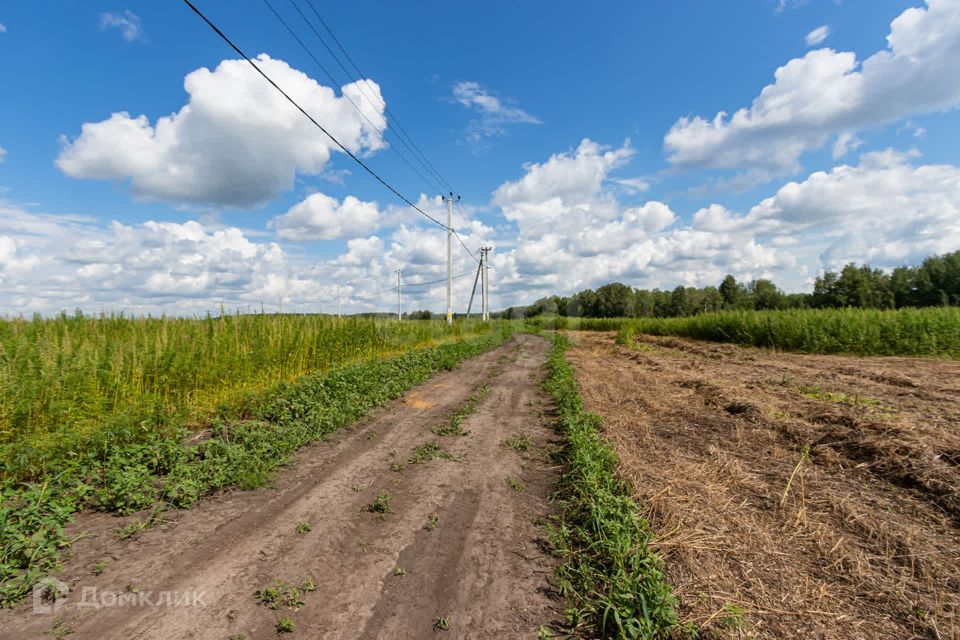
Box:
502;249;960;319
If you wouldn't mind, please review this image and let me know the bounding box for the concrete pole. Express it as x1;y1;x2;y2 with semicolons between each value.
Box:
446;195;453;325
483;248;491;320
396;269;402;321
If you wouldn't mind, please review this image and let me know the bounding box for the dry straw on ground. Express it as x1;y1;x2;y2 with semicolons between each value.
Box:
567;331;960;640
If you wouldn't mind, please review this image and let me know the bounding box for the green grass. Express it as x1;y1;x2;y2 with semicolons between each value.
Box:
408;441;457;464
528;307;960;358
502;433;531;452
544;334;677;639
0;313;496;480
432;383;489;437
0;325;511;606
366;491;392;515
614;307;960;358
254;578;316;610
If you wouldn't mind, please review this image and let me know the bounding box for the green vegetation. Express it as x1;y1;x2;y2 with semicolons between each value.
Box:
509;249;960;319
799;385;880;406
0;313;492;480
366;491;392;515
254;578;316;610
295;521;312;535
433;616;451;631
0;325;509;606
276;617;295;633
616;307;960;357
408;441;457;464
505;476;524;492
502;433;531;452
544;334;677;638
432;383;489;436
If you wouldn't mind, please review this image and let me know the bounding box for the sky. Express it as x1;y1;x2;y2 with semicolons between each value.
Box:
2;0;960;315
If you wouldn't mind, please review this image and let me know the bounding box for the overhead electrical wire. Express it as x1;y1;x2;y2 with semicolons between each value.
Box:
285;0;481;264
182;0;452;232
261;0;447;196
301;0;455;195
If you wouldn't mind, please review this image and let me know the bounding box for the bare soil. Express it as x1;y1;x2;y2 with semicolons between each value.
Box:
2;334;564;640
566;332;960;640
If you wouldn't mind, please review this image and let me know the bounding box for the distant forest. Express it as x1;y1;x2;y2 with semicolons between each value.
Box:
504;250;960;319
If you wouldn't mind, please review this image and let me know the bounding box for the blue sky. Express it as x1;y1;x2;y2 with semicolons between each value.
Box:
2;0;959;314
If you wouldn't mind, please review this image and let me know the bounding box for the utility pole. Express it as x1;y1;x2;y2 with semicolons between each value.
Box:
396;269;402;321
443;193;459;326
336;284;341;318
480;247;492;321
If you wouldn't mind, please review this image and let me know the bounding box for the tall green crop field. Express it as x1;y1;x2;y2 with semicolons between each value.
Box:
617;307;960;357
0;312;489;479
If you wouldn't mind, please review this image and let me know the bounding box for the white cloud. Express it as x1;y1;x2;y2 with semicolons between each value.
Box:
99;10;144;42
0;23;7;33
613;177;651;194
831;132;862;159
482;140;960;306
56;55;387;208
805;24;831;46
270;193;383;241
0;146;6;162
0;202;336;315
452;81;541;147
664;0;960;175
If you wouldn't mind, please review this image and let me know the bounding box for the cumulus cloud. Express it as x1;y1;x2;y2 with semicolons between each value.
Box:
452;81;541;147
0;146;6;162
270;193;383;241
0;23;7;33
489;139;794;298
99;10;145;42
56;55;387;208
480;138;960;306
664;0;960;175
0;201;338;315
805;24;830;46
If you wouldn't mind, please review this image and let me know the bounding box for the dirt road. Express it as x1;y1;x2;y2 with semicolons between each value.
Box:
567;332;960;639
4;334;563;640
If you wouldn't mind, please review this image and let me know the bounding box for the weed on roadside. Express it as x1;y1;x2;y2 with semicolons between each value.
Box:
426;514;439;530
276;617;295;633
543;335;677;638
115;505;169;541
91;561;106;576
254;579;315;611
502;434;531;452
409;442;457;464
506;476;525;492
433;616;450;631
295;521;311;535
367;491;392;515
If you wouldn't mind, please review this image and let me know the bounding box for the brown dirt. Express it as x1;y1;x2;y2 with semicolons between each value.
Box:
566;331;960;640
2;334;564;640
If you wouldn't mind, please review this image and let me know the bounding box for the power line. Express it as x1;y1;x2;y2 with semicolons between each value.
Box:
261;0;447;196
301;0;457;194
292;0;484;261
182;0;452;232
403;271;473;288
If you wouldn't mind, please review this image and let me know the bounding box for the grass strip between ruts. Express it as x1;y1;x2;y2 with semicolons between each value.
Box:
544;333;679;639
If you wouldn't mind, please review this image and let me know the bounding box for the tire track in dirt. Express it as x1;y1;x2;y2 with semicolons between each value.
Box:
2;334;564;640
